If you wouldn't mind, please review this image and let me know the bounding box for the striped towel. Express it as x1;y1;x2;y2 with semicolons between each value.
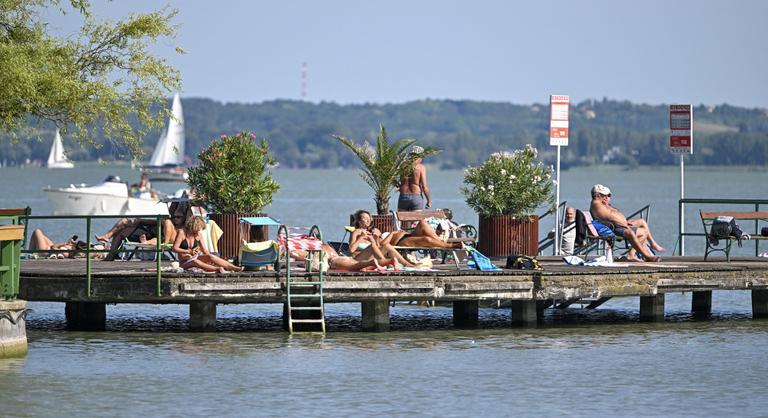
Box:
277;233;324;252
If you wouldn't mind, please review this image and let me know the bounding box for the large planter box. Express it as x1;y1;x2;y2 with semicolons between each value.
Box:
478;215;538;257
209;213;268;261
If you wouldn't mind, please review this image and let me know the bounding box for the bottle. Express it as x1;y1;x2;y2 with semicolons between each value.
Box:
606;243;614;263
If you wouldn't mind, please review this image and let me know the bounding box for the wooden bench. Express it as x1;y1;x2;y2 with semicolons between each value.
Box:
391;210;477;269
700;211;768;261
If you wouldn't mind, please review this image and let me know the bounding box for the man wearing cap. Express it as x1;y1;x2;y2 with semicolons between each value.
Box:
397;145;431;211
590;184;664;262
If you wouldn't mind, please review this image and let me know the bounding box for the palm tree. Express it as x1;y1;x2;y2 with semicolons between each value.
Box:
334;124;440;215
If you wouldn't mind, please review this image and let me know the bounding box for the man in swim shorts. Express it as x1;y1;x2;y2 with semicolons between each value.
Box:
589;184;664;262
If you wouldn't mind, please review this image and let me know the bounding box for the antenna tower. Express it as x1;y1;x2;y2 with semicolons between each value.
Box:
301;62;308;100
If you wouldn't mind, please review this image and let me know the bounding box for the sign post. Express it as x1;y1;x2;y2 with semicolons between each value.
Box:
670;104;693;255
550;95;569;255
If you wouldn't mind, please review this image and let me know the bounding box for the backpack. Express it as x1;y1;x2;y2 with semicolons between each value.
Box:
505;254;543;271
710;216;745;247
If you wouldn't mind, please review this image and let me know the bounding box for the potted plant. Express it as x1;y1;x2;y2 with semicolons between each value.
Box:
334;125;439;230
187;131;280;259
461;145;554;256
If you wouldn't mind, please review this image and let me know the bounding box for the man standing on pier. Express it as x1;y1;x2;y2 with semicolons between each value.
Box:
397;145;431;210
589;184;663;262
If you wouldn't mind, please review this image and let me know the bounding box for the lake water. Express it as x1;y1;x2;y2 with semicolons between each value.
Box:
1;165;768;416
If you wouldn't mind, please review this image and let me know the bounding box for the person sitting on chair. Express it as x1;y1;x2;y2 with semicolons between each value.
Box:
99;201;190;261
589;184;663;262
173;216;244;273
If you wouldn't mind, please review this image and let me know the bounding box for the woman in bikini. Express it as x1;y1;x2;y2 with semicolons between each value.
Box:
173;216;244;273
292;243;402;272
349;210;415;267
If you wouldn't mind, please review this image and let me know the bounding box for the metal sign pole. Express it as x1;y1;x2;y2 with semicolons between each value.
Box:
680;153;685;255
555;145;561;255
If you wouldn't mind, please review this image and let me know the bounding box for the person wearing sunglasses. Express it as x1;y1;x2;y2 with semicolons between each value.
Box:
589;184;663;262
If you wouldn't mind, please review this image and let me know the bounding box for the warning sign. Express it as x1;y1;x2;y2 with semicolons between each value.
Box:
550;95;569;146
670;104;693;154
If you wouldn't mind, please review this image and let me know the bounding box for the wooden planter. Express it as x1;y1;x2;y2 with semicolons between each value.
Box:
209;213;268;261
478;215;538;257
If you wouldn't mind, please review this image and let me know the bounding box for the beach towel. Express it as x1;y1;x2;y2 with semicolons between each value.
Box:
467;248;501;271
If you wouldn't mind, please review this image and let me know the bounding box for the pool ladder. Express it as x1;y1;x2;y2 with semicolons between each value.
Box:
281;225;326;334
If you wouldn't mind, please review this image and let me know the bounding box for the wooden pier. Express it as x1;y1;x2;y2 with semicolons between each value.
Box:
18;257;768;331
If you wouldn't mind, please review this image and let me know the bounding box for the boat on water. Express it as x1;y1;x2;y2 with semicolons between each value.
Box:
44;175;172;216
47;129;74;169
142;93;187;182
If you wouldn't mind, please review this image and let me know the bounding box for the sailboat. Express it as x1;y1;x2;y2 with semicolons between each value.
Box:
47;129;74;169
142;93;187;182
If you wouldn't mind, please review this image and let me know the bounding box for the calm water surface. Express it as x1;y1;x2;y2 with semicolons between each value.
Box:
1;165;768;416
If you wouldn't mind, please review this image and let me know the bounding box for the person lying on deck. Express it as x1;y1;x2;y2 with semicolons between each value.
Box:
589;184;664;262
291;243;402;272
28;229;105;259
172;216;243;273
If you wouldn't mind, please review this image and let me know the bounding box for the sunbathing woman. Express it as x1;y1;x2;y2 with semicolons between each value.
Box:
351;209;462;251
291;243;401;272
173;216;244;273
349;210;415;267
28;229;76;258
28;229;106;259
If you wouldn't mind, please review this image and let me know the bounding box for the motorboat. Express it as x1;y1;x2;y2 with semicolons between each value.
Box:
47;129;74;169
142;93;188;182
44;175;170;216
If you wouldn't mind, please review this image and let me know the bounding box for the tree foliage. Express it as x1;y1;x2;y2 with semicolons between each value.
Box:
0;0;182;157
186;132;280;214
334;124;440;214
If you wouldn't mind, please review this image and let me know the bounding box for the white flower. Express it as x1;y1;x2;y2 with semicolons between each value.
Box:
488;184;494;190
510;174;516;180
534;176;541;182
500;169;507;175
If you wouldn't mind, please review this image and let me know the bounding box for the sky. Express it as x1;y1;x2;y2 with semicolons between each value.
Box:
45;0;768;108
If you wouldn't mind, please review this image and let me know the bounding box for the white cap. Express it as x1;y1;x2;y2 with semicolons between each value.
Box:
410;145;424;155
591;184;611;197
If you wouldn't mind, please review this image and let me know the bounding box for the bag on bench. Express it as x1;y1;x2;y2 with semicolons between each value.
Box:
710;216;745;247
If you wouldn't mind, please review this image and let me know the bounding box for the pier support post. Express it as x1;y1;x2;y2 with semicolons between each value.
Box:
189;301;217;331
65;302;106;331
639;294;665;322
361;300;389;332
453;300;479;329
0;299;27;358
751;289;768;319
692;291;712;317
510;300;538;327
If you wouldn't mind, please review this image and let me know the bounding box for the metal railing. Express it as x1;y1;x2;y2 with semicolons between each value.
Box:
537;201;567;255
21;214;169;296
677;198;768;256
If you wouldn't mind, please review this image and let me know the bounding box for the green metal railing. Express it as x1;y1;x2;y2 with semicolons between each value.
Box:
0;208;30;299
677;198;768;256
21;214;169;296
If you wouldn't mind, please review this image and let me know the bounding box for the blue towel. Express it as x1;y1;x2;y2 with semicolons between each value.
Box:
469;249;501;271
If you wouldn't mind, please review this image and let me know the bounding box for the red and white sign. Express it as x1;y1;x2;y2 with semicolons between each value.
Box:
550;95;569;146
670;104;693;154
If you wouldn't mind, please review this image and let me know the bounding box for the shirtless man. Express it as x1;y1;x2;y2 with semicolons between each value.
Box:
397;145;431;210
589;184;664;262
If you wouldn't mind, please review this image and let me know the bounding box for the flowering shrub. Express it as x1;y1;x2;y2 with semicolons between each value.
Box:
186;131;280;214
461;145;554;217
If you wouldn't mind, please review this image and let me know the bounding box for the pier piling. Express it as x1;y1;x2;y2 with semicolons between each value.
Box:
452;300;479;329
692;291;712;317
65;302;106;331
640;294;665;322
190;302;217;331
510;300;538;327
361;300;389;332
751;289;768;319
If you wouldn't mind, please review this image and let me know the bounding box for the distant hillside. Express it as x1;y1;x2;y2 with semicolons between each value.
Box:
2;98;767;167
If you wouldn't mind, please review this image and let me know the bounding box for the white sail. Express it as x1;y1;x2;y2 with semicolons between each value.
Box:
47;129;74;169
148;93;185;167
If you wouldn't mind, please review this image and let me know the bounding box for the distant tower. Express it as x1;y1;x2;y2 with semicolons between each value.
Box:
301;62;308;100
